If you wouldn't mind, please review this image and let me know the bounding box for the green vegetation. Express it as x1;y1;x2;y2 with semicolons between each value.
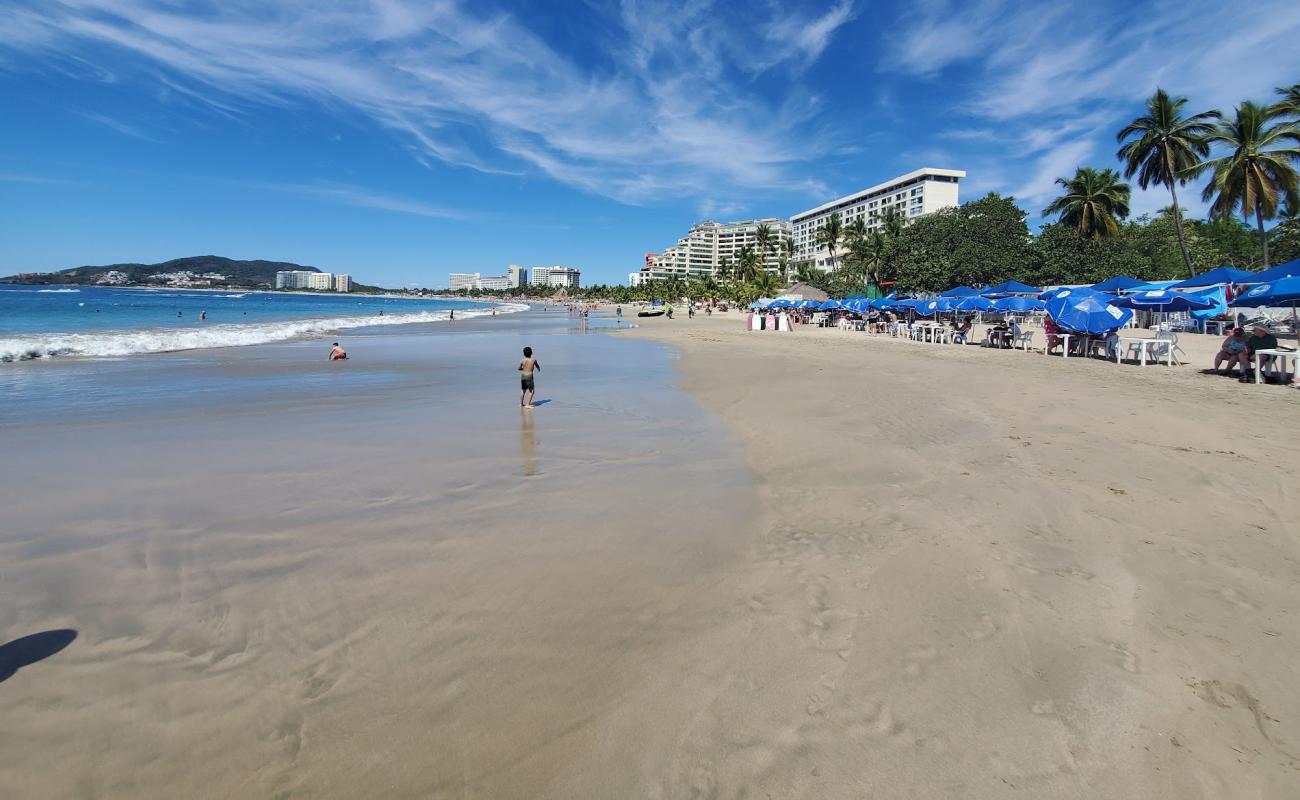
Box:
2;256;385;293
1042;167;1132;240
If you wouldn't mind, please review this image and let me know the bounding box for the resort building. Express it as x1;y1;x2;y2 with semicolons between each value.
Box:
307;272;334;291
448;272;513;291
791;168;965;270
507;265;528;288
530;266;581;289
333;274;352;293
274;270;315;289
645;218;791;282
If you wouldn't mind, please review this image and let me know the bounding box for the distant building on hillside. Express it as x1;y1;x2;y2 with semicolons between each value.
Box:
507;265;528;288
334;274;352;292
643;218;791;282
275;270;351;292
275;270;315;289
791;168;965;270
307;272;334;290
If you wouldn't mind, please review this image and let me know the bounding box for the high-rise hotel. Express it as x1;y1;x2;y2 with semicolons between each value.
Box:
791;168;965;270
643;218;792;282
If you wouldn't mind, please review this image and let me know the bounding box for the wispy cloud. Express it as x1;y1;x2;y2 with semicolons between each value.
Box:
76;110;162;142
0;172;81;185
0;0;855;211
240;180;474;220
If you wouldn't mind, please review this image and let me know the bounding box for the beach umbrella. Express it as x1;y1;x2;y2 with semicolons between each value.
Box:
796;299;820;309
992;296;1046;313
981;280;1040;297
1045;290;1133;335
956;295;995;312
1236;276;1300;334
1109;289;1217;313
1244;258;1300;284
1089;275;1148;293
940;285;979;297
817;299;842;310
1168;266;1255;290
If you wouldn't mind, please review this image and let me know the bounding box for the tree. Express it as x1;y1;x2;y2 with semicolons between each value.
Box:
751;271;780;297
1042;167;1132;239
878;206;906;239
716;256;732;283
777;238;794;283
1188;215;1263;268
1193;101;1300;267
753;222;774;272
814;212;843;271
886;193;1032;292
1116;88;1220;277
794;261;826;285
735;245;761;283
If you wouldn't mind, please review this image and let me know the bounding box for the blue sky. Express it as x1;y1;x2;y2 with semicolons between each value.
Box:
3;0;1299;287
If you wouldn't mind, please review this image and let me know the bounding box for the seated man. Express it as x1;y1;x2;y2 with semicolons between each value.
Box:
1239;325;1280;382
1212;328;1248;374
952;316;973;344
1043;315;1063;354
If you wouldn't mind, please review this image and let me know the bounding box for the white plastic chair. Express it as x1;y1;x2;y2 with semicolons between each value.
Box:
1011;330;1034;350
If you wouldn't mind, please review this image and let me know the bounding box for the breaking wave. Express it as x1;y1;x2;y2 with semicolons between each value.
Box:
1;303;529;362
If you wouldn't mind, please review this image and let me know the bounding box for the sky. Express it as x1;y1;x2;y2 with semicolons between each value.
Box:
2;0;1300;287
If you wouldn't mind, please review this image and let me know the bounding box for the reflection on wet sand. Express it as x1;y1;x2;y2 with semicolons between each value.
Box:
520;407;538;476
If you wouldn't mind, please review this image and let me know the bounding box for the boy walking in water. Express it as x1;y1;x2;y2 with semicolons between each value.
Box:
518;346;540;408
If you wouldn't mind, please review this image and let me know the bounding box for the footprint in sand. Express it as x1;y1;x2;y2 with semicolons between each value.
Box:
1105;641;1141;673
966;613;999;641
903;644;941;678
1218;586;1257;611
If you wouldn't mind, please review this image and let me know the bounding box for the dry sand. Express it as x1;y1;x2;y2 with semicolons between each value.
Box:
619;313;1299;798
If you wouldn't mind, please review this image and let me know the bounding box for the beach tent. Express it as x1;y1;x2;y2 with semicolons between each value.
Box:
992;296;1046;313
940;285;980;297
1244;258;1300;284
1089;275;1147;293
955;295;995;312
817;299;842;310
1045;291;1133;334
981;280;1040;296
1168;266;1255;290
1109;289;1217;313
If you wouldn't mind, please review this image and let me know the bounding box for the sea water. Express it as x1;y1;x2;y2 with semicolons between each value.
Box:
0;284;520;361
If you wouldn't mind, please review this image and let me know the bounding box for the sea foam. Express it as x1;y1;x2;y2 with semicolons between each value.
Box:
0;304;529;361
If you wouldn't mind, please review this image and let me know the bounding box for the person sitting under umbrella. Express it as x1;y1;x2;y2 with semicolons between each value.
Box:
1044;314;1063;354
1211;327;1248;375
951;316;973;344
1239;325;1280;383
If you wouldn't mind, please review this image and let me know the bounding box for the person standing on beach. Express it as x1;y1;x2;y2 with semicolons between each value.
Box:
518;346;540;408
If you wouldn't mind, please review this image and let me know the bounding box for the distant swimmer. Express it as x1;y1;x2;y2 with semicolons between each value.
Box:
199;309;207;320
518;346;540;408
329;342;348;361
449;309;455;322
177;311;183;317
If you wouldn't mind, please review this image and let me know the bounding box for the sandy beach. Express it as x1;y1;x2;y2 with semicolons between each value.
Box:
2;309;1298;798
623;312;1300;798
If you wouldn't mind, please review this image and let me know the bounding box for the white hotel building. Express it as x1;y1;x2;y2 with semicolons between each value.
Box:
791;168;965;270
646;218;791;282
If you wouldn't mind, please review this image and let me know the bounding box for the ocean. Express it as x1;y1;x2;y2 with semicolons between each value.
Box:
0;284;519;361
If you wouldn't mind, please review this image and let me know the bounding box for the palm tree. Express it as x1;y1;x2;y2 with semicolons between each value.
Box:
752;272;780;297
844;217;868;245
754;222;774;272
878;207;906;239
794;261;826;284
1042;167;1132;239
1276;83;1300;116
777;238;794;284
1116;88;1220;277
1193;101;1300;267
715;256;732;283
814;212;843;271
735;245;761;283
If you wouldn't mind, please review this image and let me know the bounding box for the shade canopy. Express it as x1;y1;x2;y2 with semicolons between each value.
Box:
817;299;842;310
992;296;1046;313
1109;289;1217;313
981;280;1040;296
1045;291;1133;334
1235;277;1300;307
1089;275;1147;293
1168;266;1255;289
939;285;980;297
1245;259;1300;284
956;295;995;312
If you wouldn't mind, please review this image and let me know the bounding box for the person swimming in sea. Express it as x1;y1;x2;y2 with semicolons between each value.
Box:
199;309;207;320
518;346;539;408
329;342;348;361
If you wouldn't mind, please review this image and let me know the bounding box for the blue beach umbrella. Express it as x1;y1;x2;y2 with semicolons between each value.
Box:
1109;289;1217;313
956;295;995;312
1244;258;1300;284
992;296;1046;313
817;299;842;310
981;280;1041;297
1168;266;1255;290
1236;276;1300;306
1089;275;1148;293
796;299;820;309
1045;290;1133;335
940;285;979;297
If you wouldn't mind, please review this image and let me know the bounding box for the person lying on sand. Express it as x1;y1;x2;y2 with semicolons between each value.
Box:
329;342;348;361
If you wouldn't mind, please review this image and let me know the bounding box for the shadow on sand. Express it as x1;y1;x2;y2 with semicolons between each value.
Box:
530;399;552;407
0;629;78;683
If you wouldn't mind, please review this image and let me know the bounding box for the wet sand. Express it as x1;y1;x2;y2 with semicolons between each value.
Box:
625;312;1300;798
0;319;761;798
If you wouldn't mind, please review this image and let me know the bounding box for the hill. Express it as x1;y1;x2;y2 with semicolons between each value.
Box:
1;256;323;287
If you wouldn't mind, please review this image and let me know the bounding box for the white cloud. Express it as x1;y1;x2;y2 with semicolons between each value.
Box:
242;180;475;220
0;0;855;210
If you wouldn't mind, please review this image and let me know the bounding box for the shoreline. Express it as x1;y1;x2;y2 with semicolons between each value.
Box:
621;313;1299;797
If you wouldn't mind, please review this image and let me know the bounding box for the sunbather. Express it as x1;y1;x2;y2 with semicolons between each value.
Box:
1212;328;1247;374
